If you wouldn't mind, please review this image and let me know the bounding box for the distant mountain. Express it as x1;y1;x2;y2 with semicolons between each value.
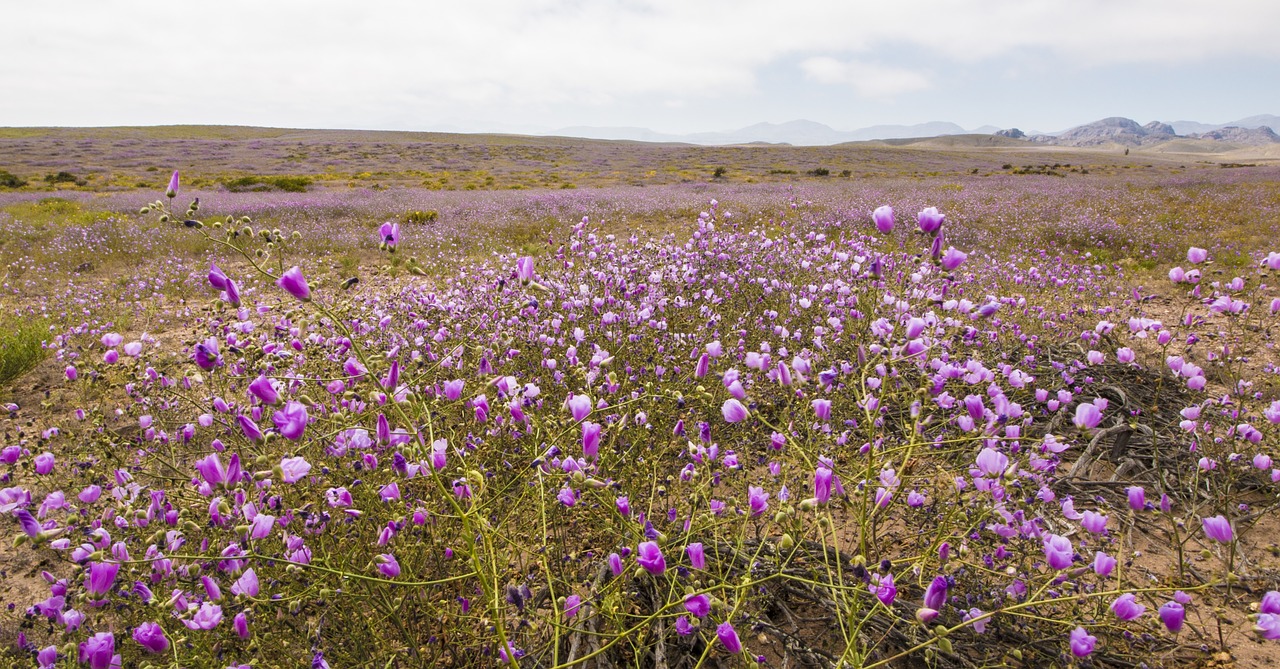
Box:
1031;117;1151;147
842;121;968;142
1230;114;1280;130
1171;114;1280;135
543;114;1277;148
1029;116;1279;148
686;120;851;145
1169;120;1218;135
548;126;684;143
545;119;971;146
1188;126;1280;146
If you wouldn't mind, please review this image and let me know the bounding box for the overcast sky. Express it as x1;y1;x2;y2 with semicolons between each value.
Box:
2;1;1277;135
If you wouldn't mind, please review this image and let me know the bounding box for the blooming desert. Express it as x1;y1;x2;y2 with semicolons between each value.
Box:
2;139;1280;668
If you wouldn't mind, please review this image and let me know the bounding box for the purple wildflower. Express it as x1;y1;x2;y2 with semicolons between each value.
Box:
1043;534;1074;570
636;541;665;574
1202;515;1233;543
1110;593;1145;621
872;205;894;234
722;398;748;423
1069;627;1096;657
1159;601;1185;632
78;632;115;669
132;622;169;654
716;621;742;653
276;266;311;301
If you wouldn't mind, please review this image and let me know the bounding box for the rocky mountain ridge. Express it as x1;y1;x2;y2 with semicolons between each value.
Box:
1026;117;1278;148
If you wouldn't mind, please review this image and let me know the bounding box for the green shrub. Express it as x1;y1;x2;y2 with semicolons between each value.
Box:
223;176;314;193
0;319;48;386
405;210;439;225
272;176;313;192
807;167;830;177
224;176;269;192
0;170;26;188
44;171;86;186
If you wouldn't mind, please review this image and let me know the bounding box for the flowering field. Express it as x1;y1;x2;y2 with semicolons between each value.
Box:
3;155;1280;668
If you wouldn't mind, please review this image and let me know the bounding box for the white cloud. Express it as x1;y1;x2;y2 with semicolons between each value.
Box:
800;57;931;98
1;0;1278;129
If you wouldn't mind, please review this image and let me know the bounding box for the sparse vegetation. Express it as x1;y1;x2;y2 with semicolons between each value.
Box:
0;318;48;386
223;175;314;192
1012;164;1066;177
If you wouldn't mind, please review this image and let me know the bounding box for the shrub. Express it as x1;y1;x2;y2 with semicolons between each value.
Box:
272;176;313;193
0;170;26;188
223;176;269;192
712;166;728;178
405;210;440;225
223;176;314;193
807;167;830;176
44;171;86;186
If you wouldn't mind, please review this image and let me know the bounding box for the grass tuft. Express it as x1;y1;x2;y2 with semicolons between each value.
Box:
0;318;48;385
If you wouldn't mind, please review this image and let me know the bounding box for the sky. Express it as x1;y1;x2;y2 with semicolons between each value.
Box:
2;0;1278;136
